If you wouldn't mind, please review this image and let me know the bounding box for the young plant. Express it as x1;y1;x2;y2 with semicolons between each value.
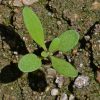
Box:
18;7;79;77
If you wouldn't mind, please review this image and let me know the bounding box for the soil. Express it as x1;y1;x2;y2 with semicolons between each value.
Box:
0;0;100;100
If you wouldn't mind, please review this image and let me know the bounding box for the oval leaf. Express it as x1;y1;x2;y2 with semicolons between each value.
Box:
50;56;78;77
18;54;41;72
59;30;79;52
23;7;46;50
49;37;60;53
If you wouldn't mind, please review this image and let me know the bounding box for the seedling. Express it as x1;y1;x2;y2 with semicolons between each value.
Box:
18;7;79;77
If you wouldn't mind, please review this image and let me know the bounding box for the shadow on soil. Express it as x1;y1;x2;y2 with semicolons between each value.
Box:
0;24;28;55
28;70;47;92
0;24;48;92
0;62;23;83
0;24;28;83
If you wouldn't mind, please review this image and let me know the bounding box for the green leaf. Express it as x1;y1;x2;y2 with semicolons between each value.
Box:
18;54;41;72
41;51;49;58
23;7;46;50
59;30;79;52
49;37;60;53
50;56;78;77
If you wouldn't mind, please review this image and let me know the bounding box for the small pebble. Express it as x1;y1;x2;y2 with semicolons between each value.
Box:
23;36;28;41
56;51;63;58
13;51;18;55
67;55;71;62
57;21;62;25
79;63;83;68
72;49;78;56
60;93;68;100
51;88;59;96
55;76;64;88
97;40;100;43
74;75;89;88
45;86;50;92
84;35;90;41
0;0;2;3
10;87;14;90
96;68;100;83
48;12;52;16
69;94;75;100
22;0;38;5
13;0;23;7
47;68;56;78
91;1;100;10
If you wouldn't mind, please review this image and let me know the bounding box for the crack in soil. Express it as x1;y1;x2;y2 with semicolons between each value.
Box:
80;21;99;72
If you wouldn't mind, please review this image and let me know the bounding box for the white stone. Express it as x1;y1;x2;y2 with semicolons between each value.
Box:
79;63;83;67
48;12;52;16
13;51;18;55
47;68;56;78
60;93;68;100
55;76;64;88
51;88;59;96
22;0;38;5
57;21;62;25
74;75;89;88
97;40;100;43
23;36;28;41
84;35;90;41
69;94;75;100
13;0;23;7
